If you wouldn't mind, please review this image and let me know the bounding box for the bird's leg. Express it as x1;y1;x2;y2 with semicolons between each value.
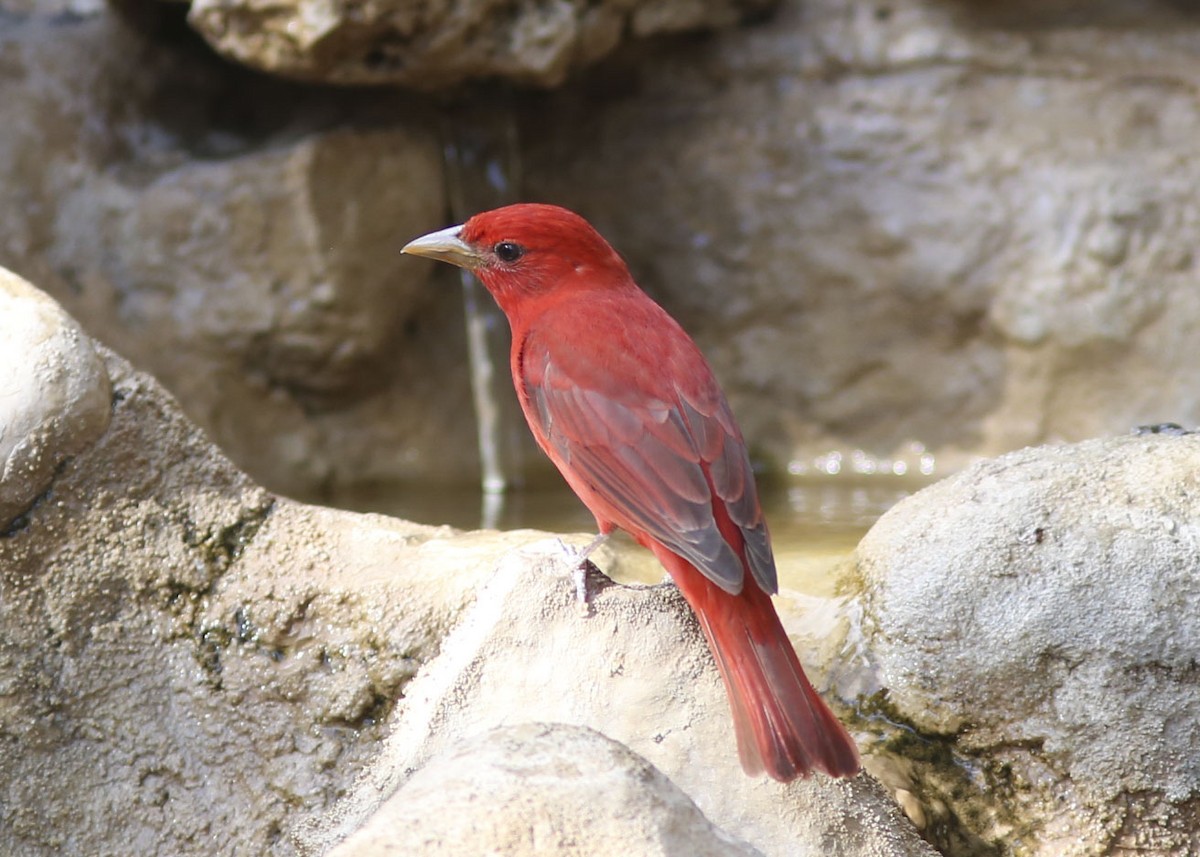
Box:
576;531;609;563
573;532;609;604
552;532;610;607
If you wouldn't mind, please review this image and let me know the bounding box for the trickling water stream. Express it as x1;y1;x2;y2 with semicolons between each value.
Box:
332;475;929;594
430;93;936;599
442;92;526;526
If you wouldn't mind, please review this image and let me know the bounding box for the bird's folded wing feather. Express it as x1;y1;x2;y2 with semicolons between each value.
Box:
524;348;777;596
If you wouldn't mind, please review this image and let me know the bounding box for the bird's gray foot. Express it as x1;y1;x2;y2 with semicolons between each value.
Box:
553;533;610;609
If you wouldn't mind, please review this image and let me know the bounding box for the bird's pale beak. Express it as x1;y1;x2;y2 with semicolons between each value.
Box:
401;224;483;270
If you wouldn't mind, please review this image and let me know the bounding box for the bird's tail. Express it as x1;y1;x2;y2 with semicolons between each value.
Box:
662;553;861;781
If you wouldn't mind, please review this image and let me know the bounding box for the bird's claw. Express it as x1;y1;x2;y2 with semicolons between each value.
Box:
553;536;608;612
573;562;594;612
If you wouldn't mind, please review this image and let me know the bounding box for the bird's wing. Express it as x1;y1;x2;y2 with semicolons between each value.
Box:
675;387;778;595
523;345;777;596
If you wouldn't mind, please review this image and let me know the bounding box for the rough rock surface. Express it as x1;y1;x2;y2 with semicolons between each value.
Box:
299;543;934;857
856;433;1200;855
328;722;764;857
184;0;777;88
0;13;475;497
8;0;1200;497
0;319;531;854
0;268;111;530
522;0;1200;473
0;277;926;855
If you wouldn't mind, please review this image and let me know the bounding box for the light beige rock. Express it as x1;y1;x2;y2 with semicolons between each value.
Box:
183;0;775;88
522;0;1200;474
0;327;532;855
300;542;934;857
856;433;1200;855
0;267;111;529
328;722;764;857
0;280;926;856
9;0;1200;501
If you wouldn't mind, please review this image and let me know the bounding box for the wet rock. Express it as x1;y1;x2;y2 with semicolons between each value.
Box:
0;267;111;530
856;434;1200;855
299;542;934;857
183;0;777;89
328;723;764;857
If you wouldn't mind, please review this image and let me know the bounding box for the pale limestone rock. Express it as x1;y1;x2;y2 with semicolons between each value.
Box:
0;334;531;855
328;723;764;857
299;543;934;857
0;15;471;495
0;268;111;529
856;434;1200;855
8;0;1200;502
0;284;927;856
183;0;774;88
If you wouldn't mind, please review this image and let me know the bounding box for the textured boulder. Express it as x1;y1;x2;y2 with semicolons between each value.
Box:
300;543;934;857
0;285;532;854
0;277;926;855
328;723;764;857
184;0;777;88
0;267;111;530
856;433;1200;855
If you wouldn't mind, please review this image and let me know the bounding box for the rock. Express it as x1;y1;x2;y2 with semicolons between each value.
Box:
299;543;935;857
0;281;538;855
0;278;928;855
856;434;1200;855
8;0;1200;501
521;0;1200;473
183;0;777;89
0;267;111;530
327;722;764;857
0;13;483;495
87;125;455;496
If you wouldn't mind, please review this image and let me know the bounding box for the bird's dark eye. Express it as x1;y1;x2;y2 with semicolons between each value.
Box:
494;241;524;263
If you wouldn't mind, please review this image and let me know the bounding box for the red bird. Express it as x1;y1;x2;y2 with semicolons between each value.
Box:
403;204;860;781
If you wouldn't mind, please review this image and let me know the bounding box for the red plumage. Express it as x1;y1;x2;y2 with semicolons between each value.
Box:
405;203;860;781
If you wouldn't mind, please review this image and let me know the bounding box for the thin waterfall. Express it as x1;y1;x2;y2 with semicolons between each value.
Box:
442;92;525;527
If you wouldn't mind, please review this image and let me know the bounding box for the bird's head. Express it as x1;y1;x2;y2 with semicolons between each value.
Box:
402;204;634;316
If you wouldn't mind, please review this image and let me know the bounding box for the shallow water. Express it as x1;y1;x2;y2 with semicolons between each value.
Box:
332;476;926;595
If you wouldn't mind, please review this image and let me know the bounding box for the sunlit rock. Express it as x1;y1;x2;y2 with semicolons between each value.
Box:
326;723;764;857
0;269;111;530
856;433;1200;855
0;322;527;854
0;288;928;855
299;541;934;857
182;0;777;88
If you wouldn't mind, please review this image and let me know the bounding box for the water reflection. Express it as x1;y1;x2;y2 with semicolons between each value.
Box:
442;89;525;501
331;475;929;593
